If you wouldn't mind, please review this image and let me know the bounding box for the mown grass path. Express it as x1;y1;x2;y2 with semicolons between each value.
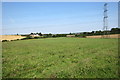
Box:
2;38;118;78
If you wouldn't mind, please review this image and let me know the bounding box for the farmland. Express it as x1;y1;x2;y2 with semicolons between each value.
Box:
86;34;120;38
2;37;118;78
0;35;26;41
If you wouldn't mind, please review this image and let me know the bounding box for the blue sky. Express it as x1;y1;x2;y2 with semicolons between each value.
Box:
2;2;118;34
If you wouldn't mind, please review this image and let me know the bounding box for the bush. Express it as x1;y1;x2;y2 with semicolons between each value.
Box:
26;35;33;39
21;38;27;40
20;35;33;40
34;37;40;39
2;40;8;42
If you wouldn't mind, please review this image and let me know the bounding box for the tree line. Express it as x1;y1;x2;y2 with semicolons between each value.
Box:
2;27;120;42
21;27;120;38
76;28;120;37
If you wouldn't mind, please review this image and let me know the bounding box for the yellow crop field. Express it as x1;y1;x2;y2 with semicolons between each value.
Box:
0;35;26;41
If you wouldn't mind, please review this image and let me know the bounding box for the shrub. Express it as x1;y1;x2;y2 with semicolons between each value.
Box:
26;35;33;39
34;37;40;39
2;40;8;42
20;35;33;40
21;38;27;40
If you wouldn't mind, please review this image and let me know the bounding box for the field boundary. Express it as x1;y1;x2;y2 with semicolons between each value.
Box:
86;34;120;38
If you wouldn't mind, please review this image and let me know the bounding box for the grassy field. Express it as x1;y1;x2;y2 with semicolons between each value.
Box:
2;37;118;78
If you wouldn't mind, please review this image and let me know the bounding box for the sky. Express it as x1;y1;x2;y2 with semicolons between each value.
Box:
2;2;118;35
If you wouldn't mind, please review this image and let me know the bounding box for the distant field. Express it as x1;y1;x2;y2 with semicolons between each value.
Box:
2;37;118;78
0;35;26;41
86;34;120;38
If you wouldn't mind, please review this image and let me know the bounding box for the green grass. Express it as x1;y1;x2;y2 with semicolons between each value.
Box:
2;37;118;78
